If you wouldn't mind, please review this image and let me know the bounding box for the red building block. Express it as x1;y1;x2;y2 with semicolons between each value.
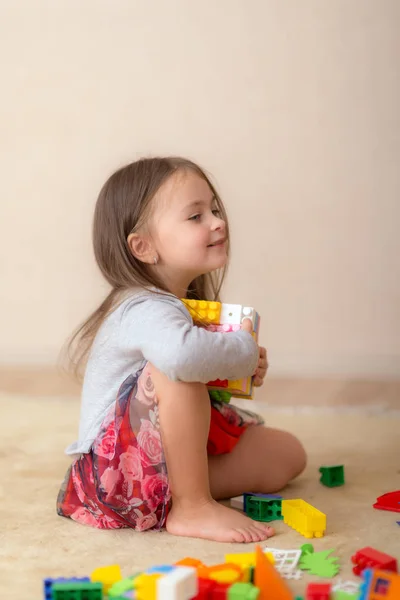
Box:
211;583;231;600
195;578;215;600
207;379;229;388
351;546;398;576
373;490;400;513
305;582;332;600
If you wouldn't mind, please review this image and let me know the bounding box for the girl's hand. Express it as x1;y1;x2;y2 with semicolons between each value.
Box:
241;319;268;387
253;346;268;387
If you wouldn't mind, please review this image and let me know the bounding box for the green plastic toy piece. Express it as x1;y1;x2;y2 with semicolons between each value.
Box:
228;582;260;600
334;592;358;600
300;543;314;558
209;390;232;403
108;575;137;598
244;495;283;522
52;581;103;600
319;465;345;487
299;548;340;578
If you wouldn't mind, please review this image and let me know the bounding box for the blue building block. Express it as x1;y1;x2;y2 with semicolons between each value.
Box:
43;577;90;599
145;565;175;575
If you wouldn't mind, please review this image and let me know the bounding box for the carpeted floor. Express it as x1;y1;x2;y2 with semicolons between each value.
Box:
1;391;399;599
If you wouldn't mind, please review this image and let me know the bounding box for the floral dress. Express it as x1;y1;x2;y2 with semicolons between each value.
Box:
57;363;263;531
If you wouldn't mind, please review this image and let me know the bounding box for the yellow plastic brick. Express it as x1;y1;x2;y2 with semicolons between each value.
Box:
181;299;221;324
225;552;275;569
281;499;326;538
134;573;161;600
90;565;122;593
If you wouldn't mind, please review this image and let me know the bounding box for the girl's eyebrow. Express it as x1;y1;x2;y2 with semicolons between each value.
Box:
183;196;216;212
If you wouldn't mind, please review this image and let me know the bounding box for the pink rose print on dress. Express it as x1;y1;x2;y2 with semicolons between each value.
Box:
141;472;170;512
94;419;117;460
136;370;157;406
100;467;121;500
137;419;163;466
119;445;144;497
135;512;158;531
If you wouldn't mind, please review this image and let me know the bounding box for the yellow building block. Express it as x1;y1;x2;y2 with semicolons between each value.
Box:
281;499;326;538
181;299;221;324
90;565;122;593
225;552;275;569
197;563;243;584
134;573;161;600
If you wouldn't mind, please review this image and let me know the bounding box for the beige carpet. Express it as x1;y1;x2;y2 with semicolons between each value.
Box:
1;392;400;599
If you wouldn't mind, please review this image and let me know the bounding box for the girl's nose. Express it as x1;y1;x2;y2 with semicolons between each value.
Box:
211;214;225;231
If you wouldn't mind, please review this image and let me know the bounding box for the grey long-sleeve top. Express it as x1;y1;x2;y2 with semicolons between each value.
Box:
65;289;258;455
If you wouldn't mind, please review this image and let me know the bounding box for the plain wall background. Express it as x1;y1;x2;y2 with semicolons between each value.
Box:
1;0;399;377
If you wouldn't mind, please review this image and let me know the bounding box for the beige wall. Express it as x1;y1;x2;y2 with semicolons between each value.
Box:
1;1;399;377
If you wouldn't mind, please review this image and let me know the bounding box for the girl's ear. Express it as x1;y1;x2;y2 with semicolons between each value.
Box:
127;233;155;264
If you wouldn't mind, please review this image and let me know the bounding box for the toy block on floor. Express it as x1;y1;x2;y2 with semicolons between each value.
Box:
254;545;293;600
244;493;283;522
197;563;244;585
305;582;331;600
156;566;198;600
51;581;103;600
351;546;398;576
134;572;161;600
91;564;122;593
319;465;345;487
228;582;260;600
108;575;137;598
373;490;400;513
359;567;400;600
44;577;90;600
282;499;326;538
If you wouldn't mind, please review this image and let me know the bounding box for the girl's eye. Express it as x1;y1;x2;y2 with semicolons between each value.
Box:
212;209;221;217
189;214;201;221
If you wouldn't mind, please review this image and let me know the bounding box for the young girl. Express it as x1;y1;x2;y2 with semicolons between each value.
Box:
57;156;306;543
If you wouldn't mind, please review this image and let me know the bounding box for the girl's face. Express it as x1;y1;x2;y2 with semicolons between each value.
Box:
150;170;228;295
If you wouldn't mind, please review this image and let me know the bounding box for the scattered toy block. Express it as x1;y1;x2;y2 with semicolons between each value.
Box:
44;577;90;600
254;545;293;600
373;490;400;513
351;546;398;576
282;499;326;538
359;567;400;600
91;564;122;593
319;465;345;487
156;566;198;600
195;578;216;600
197;563;244;585
108;575;137;598
230;496;244;510
134;572;161;600
175;558;205;569
305;582;331;600
228;582;260;600
51;581;103;600
244;493;283;522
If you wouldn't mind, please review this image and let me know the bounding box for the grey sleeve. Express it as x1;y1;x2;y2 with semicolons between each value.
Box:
119;295;259;383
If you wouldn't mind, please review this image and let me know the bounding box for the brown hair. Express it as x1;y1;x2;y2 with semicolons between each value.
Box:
65;156;230;379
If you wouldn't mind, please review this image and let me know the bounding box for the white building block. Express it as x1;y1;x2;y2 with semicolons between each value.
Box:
156;566;197;600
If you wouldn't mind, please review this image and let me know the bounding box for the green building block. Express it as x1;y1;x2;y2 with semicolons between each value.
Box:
51;581;103;600
228;582;260;600
209;390;232;403
108;575;136;598
244;494;283;522
319;465;345;487
334;592;358;600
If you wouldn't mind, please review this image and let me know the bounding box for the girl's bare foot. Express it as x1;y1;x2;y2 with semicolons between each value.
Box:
166;499;275;543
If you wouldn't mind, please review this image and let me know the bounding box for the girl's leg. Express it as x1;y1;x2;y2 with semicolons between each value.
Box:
148;364;275;543
208;425;307;499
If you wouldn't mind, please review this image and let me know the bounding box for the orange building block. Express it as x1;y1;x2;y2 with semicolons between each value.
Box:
254;546;293;600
